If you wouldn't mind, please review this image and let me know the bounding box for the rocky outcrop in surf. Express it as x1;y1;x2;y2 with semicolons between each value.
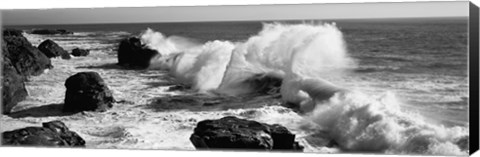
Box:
31;29;73;35
3;29;53;76
1;44;28;114
71;48;90;57
38;39;71;59
117;37;160;69
243;74;283;96
3;29;24;37
2;29;53;114
2;121;85;147
190;116;303;151
63;72;115;112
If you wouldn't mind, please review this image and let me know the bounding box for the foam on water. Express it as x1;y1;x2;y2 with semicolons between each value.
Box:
140;28;201;56
14;22;467;155
142;23;354;94
139;22;468;155
305;90;468;155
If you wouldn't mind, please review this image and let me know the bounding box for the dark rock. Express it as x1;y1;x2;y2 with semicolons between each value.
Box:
3;32;53;76
38;39;71;59
167;85;189;91
117;37;160;69
2;121;85;147
2;30;52;114
455;136;469;152
244;74;283;95
71;48;90;57
3;29;24;37
2;57;28;114
190;116;303;151
30;29;73;35
63;72;115;112
56;29;73;35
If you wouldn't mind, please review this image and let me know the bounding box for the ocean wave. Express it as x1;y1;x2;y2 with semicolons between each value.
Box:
138;23;468;155
305;91;468;155
142;23;354;95
18;22;467;155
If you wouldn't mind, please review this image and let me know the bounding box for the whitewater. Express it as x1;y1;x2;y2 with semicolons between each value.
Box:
1;21;469;155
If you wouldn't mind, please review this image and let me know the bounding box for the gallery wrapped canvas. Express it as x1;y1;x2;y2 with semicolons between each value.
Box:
0;0;478;156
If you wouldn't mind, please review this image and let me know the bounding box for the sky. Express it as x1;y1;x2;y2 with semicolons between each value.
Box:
0;1;469;25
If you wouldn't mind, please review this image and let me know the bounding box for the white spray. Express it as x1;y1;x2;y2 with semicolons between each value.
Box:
138;23;468;155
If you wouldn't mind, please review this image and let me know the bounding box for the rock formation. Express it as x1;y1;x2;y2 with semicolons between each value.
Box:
71;48;90;57
63;72;115;112
38;39;71;59
2;121;85;147
190;116;303;151
117;37;160;69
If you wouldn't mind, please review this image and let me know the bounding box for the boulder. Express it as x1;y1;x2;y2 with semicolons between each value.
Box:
2;121;85;147
63;72;115;112
244;74;283;95
38;39;71;59
190;116;303;151
3;31;53;76
30;29;73;35
2;57;28;114
71;48;90;57
117;37;160;69
3;29;24;37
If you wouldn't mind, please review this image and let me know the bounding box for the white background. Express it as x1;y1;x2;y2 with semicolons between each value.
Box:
1;0;479;157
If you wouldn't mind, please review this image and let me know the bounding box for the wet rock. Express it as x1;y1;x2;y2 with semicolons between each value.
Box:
3;29;24;37
117;37;160;69
167;85;189;91
455;136;469;152
31;29;73;35
190;116;303;151
38;39;71;59
63;72;115;112
2;121;85;147
244;74;283;95
2;30;52;114
3;30;53;76
71;48;90;57
1;57;28;114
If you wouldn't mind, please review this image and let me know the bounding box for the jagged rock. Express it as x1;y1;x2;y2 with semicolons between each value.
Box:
1;54;28;114
38;39;71;59
2;121;85;147
190;116;303;151
3;30;52;76
244;74;283;95
30;29;73;35
63;72;115;112
71;48;90;57
3;29;24;37
2;29;52;114
117;37;160;69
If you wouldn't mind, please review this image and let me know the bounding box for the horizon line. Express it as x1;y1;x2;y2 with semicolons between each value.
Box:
2;16;468;27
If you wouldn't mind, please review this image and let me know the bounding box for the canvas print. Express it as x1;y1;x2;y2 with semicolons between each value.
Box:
0;1;475;156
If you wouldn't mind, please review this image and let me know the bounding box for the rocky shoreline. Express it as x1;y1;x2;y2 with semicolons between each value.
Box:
1;29;306;151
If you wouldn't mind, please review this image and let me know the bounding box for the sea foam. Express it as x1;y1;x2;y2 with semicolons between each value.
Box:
138;23;468;155
305;91;468;155
140;23;353;94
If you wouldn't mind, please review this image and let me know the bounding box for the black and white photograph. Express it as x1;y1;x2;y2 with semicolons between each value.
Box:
0;0;478;156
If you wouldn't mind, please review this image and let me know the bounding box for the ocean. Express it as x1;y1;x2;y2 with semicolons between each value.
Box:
1;17;470;155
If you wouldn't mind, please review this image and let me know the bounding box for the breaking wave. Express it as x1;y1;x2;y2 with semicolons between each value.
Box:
141;23;353;94
305;91;468;155
138;23;468;155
